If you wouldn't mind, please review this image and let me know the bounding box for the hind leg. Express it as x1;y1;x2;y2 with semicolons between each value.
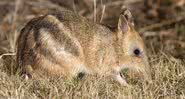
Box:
21;64;49;80
21;65;34;80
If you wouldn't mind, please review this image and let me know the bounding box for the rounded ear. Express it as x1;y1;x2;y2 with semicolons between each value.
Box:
118;8;134;33
118;15;129;33
120;8;134;26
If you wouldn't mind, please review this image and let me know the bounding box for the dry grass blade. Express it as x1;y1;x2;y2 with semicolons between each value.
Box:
100;5;106;23
0;53;16;59
7;0;22;52
93;0;97;22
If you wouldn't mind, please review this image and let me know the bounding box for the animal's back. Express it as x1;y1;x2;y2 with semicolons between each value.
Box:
16;10;113;79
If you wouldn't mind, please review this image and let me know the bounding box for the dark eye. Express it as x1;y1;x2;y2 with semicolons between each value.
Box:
133;48;141;56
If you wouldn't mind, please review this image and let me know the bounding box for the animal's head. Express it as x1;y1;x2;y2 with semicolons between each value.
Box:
114;9;151;81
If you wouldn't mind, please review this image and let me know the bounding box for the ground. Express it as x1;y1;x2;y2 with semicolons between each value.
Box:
0;0;184;98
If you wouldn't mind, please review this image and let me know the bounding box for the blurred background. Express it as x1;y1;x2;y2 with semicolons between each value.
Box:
0;0;184;98
0;0;184;60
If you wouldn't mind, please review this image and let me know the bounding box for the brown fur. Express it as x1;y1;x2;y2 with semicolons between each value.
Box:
16;9;151;85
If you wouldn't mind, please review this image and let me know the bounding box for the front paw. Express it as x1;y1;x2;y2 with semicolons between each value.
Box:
113;73;129;86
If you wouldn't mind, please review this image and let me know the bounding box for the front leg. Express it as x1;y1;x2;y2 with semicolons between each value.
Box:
112;72;128;86
111;65;131;86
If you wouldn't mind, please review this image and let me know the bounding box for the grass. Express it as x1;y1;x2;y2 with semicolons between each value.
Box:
0;0;185;98
0;51;184;98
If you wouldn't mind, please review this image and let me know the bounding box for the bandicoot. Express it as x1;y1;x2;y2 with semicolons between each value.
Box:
16;8;151;86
